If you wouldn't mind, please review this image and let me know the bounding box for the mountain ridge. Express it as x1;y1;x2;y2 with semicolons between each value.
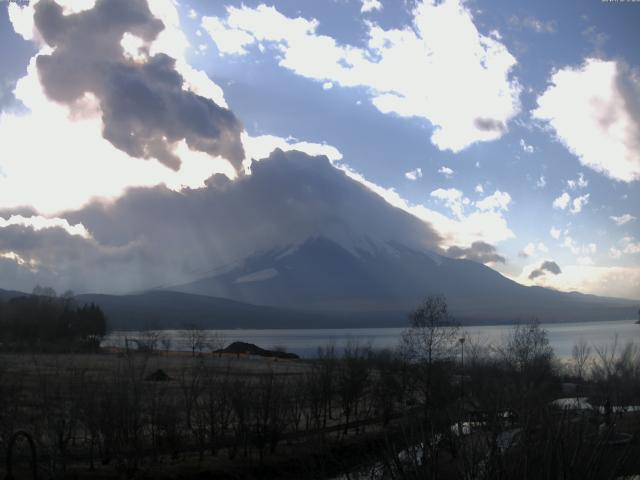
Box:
0;284;635;329
170;235;638;324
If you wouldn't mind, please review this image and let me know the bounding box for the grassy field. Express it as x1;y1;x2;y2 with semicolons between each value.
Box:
3;325;640;479
0;350;399;479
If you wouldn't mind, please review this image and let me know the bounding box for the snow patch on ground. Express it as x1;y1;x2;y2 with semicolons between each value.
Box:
234;268;279;284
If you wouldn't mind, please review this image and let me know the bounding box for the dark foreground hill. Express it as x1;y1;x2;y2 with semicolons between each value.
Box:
0;285;635;329
73;290;404;329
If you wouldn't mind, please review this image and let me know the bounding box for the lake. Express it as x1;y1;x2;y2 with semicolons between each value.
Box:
103;319;640;359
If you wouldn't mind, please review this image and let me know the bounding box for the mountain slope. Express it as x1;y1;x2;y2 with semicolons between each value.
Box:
74;291;372;329
172;236;638;323
0;288;28;302
0;288;400;329
2;150;636;326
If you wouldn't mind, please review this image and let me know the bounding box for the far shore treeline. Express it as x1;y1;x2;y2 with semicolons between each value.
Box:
0;285;107;352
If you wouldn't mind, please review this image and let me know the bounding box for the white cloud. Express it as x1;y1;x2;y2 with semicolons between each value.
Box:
521;241;548;258
562;236;597;256
474;184;484;194
533;58;640;182
516;264;640;300
610;214;636;226
241;133;343;172
438;166;454;178
551;190;589;215
553;192;571;210
188;8;198;20
361;0;382;13
475;190;511;212
609;237;640;258
204;1;521;152
523;242;536;257
562;237;578;254
431;188;466;218
567;172;588;190
7;1;35;40
550;226;561;240
331;163;514;248
120;33;147;62
570;193;590;214
8;0;98;41
519;138;534;153
619;236;640;255
608;237;640;258
0;215;91;239
405;167;423;180
510;15;557;34
322;81;333;90
0;251;39;271
535;175;546;188
577;256;593;266
201;16;255;55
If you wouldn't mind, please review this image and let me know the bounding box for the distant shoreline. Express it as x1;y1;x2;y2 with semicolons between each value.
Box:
102;319;639;360
105;316;637;332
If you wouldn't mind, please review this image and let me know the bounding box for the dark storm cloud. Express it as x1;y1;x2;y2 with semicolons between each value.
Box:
528;260;562;280
67;149;443;264
0;151;443;293
446;241;506;265
32;0;244;171
474;117;506;133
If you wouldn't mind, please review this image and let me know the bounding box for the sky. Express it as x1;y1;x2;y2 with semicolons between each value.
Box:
0;0;639;299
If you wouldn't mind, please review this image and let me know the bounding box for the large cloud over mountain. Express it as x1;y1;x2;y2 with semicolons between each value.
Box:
0;150;443;293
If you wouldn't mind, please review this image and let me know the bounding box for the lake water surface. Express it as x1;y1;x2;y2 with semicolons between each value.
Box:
104;319;640;359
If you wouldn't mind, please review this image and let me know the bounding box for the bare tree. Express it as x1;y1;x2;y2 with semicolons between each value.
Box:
250;370;288;460
337;341;371;436
401;295;460;476
183;324;209;357
402;295;460;366
571;338;591;381
591;337;640;409
499;319;554;377
160;334;172;356
208;331;226;356
202;365;234;456
139;328;160;354
401;295;460;409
